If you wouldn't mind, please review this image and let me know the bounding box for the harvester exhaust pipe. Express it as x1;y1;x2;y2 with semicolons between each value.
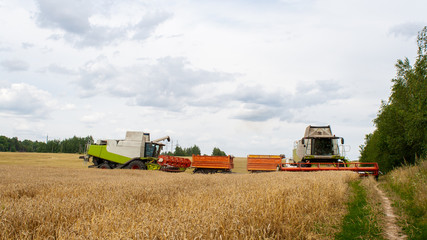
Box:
152;136;171;143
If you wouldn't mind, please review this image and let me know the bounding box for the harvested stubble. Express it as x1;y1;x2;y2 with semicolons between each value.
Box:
0;166;358;239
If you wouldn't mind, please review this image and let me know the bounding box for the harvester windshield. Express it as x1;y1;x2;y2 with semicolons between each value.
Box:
312;138;333;155
145;143;162;157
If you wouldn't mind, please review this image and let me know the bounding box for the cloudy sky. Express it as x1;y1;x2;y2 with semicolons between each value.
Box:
0;0;426;159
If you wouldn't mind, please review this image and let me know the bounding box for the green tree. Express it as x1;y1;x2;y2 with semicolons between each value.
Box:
34;141;47;152
174;146;186;156
186;145;201;156
212;147;226;156
160;151;174;156
172;144;201;156
46;139;60;153
9;137;19;152
0;136;9;151
21;140;35;152
61;136;93;153
360;27;427;172
0;135;93;153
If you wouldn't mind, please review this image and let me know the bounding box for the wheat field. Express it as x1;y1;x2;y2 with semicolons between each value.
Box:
0;153;358;239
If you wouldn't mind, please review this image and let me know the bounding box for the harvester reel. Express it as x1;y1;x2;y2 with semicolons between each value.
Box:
157;155;191;172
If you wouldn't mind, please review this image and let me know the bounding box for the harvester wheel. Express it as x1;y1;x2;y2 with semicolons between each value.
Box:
127;160;147;170
99;163;111;169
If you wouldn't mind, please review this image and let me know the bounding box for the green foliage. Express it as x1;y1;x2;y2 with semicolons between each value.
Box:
172;144;201;156
160;151;174;156
360;27;427;172
383;159;427;239
335;180;384;240
212;147;226;156
187;145;201;156
0;135;93;154
173;146;186;156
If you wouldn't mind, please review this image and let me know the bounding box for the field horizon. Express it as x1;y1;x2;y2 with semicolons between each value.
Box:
0;152;250;173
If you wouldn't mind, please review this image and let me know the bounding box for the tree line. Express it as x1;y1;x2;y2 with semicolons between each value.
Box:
359;27;427;173
0;135;93;154
162;145;227;156
1;134;227;157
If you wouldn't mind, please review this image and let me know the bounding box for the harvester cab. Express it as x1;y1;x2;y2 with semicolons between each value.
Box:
81;131;191;172
281;125;379;178
293;125;346;164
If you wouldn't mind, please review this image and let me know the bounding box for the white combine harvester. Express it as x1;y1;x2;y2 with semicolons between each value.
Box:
280;125;379;178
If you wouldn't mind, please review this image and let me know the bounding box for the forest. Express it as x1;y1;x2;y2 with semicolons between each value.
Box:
359;27;427;172
0;135;93;154
0;135;227;157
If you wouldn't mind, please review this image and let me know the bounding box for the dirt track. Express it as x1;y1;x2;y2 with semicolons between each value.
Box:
374;184;407;240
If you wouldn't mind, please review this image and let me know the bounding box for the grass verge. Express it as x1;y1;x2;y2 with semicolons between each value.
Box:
336;179;384;240
382;159;427;240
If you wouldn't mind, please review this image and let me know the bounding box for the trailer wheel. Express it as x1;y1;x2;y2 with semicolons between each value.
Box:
127;160;147;170
99;163;111;169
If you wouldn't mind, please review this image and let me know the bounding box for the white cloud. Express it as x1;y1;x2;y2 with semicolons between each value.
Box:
34;0;172;47
1;59;30;72
76;56;234;110
60;104;76;110
0;0;426;161
0;83;55;118
389;22;426;39
72;52;348;122
132;11;173;40
21;42;34;49
80;112;105;124
47;64;77;75
36;0;92;34
230;80;347;122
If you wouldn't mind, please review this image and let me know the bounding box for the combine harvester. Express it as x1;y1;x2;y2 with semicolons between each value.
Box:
81;131;191;172
82;131;232;173
247;155;284;173
192;155;234;173
280;125;379;178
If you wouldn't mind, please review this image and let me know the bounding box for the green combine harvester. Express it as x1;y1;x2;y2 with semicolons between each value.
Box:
81;131;191;172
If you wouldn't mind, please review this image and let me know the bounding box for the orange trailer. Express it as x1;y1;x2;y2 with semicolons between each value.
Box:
192;155;234;173
247;155;283;172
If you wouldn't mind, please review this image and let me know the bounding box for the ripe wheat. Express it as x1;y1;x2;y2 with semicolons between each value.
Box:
0;155;358;239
